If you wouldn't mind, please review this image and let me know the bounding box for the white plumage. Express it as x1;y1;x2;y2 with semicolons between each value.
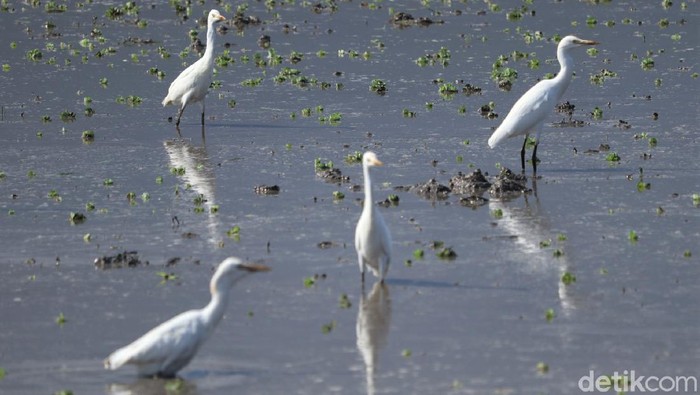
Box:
162;9;226;127
104;257;269;377
354;152;392;283
488;35;599;172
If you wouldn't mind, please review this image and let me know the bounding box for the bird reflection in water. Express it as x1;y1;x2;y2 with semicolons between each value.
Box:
356;282;392;395
488;179;577;316
106;377;198;395
163;137;220;246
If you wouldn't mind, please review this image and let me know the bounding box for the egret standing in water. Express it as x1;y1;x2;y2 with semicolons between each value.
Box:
162;9;226;128
488;35;599;173
355;152;392;283
104;257;269;377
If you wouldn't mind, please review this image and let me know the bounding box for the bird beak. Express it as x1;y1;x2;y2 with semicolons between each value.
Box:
238;263;271;272
371;158;384;167
575;39;599;46
218;15;227;21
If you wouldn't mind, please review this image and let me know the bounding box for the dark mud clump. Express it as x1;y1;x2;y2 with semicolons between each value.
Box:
94;251;148;270
231;12;262;32
462;83;482;96
398;179;451;200
459;195;489;209
316;167;350;184
488;168;531;199
254;184;281;195
555;101;575;116
390;12;443;28
448;169;492;195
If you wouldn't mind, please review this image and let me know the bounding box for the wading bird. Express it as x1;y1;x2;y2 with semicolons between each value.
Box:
104;257;269;377
355;152;392;283
162;9;226;128
488;35;599;173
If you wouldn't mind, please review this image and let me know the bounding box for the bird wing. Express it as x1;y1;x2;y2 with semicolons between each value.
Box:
488;79;555;148
375;211;392;261
162;58;206;105
105;310;205;373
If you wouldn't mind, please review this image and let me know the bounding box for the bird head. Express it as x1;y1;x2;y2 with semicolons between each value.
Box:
559;35;599;50
362;151;383;168
210;257;270;294
208;9;227;24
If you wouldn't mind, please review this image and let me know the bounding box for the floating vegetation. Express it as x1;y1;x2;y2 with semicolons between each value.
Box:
491;208;504;219
589;69;617;85
226;225;241;239
338;293;352;309
332;191;345;200
369;79;387;94
345;151;362;164
640;57;655;70
115;95;142;107
55;312;67;325
438;82;458;97
26;48;43;62
60;111;76;122
605;152;621;162
321;320;336;334
561;272;576;285
81;130;95;143
545;308;556;322
436;247;457;260
402;108;416;118
591;106;603;119
413;249;424;259
69;212;86;225
401;348;412;358
241;78;263;87
414;46;450;67
94;250;147;269
156;271;178;285
628;230;639;243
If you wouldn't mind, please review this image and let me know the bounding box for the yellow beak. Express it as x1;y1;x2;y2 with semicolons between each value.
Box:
575;39;599;45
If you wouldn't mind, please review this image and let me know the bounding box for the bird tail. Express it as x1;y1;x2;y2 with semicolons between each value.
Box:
104;347;130;370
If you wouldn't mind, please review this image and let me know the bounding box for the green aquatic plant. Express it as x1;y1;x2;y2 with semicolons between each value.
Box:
55;312;67;325
561;272;576;285
81;130;95;143
436;247;457;260
321;320;336;334
640;57;655;70
345;151;362;164
591;106;603;119
303;276;315;288
370;79;387;94
314;158;333;171
156;271;178;284
338;293;352;309
69;212;86;225
628;230;638;243
332;191;345;200
103;178;114;186
402;349;412;358
491;208;504;219
545;308;556;322
605;152;620;162
413;249;424;259
683;250;692;258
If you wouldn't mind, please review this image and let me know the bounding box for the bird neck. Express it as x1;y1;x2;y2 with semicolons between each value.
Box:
363;165;374;212
202;282;229;332
203;20;218;61
554;45;575;86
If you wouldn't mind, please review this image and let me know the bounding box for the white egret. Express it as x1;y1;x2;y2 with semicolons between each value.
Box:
104;257;269;377
162;9;226;127
488;35;599;173
355;152;392;283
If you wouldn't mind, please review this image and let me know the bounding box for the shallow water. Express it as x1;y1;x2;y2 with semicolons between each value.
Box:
0;1;698;394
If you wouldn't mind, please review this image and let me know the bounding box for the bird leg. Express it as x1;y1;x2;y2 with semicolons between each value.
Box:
520;135;529;172
175;104;186;127
200;101;205;125
532;140;539;174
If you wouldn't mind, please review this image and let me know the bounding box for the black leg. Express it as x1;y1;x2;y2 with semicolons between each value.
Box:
520;135;529;172
175;105;186;127
532;141;539;174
